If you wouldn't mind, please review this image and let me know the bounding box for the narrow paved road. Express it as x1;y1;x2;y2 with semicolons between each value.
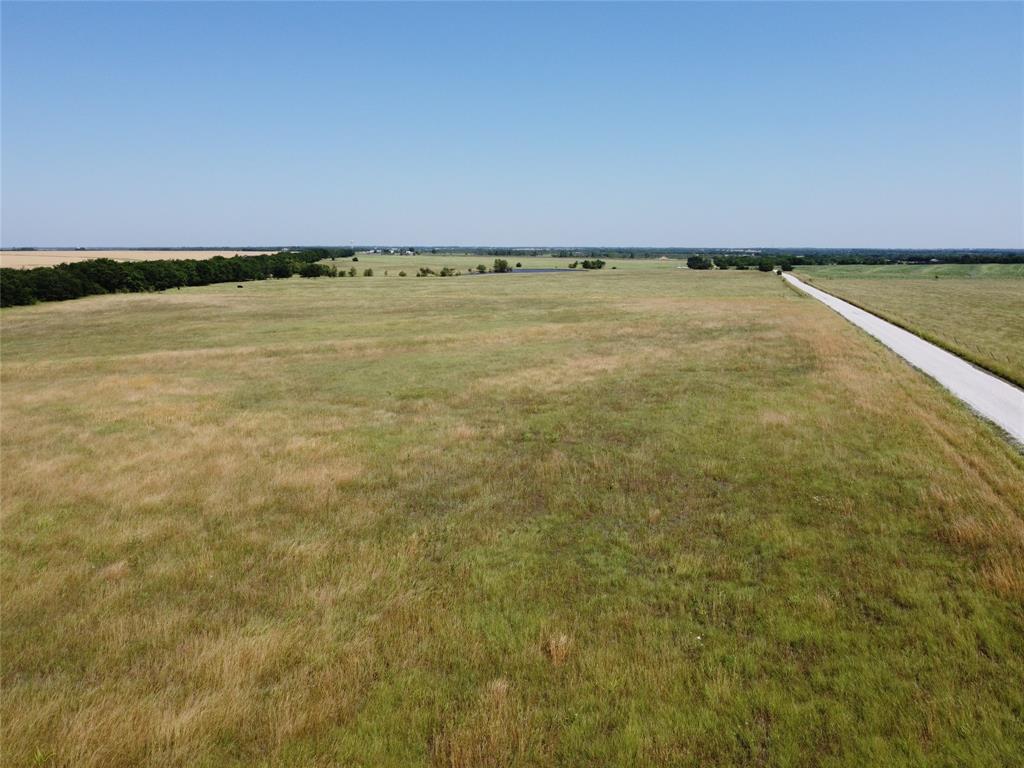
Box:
783;273;1024;445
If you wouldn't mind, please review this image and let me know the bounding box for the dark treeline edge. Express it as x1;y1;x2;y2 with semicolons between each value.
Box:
0;248;355;307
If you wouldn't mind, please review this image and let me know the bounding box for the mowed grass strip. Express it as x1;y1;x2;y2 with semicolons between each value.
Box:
2;270;1023;767
796;264;1024;386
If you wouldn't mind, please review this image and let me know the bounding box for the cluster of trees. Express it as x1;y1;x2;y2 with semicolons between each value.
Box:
708;254;799;270
412;259;513;276
0;250;342;307
686;254;794;271
290;247;356;261
568;259;606;270
298;262;336;278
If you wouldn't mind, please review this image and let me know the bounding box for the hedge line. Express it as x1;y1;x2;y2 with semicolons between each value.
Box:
0;248;354;307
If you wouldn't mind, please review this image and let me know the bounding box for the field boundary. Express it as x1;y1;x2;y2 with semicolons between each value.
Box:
795;272;1024;389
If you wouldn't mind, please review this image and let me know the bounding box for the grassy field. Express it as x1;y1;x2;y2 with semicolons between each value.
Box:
795;263;1024;280
334;253;649;274
3;267;1023;767
795;265;1024;386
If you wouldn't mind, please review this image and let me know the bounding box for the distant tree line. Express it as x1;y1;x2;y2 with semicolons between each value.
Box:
0;249;356;307
350;245;1022;264
518;248;1024;265
688;254;800;271
292;247;356;261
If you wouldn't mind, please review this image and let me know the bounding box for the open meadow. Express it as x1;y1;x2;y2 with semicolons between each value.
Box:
795;264;1024;386
3;267;1024;767
340;253;640;273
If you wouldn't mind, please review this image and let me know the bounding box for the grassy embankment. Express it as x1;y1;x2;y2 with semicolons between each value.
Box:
795;264;1024;386
3;266;1023;767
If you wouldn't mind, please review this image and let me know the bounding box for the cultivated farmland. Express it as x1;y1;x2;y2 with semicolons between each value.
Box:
0;250;277;269
2;267;1023;767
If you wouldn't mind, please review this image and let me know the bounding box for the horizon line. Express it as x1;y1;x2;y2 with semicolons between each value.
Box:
3;245;1023;253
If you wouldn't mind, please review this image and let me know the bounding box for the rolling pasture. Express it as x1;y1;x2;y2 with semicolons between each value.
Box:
327;252;632;273
2;266;1023;767
795;264;1024;386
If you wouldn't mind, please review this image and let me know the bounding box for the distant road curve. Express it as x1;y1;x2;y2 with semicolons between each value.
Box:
783;273;1024;445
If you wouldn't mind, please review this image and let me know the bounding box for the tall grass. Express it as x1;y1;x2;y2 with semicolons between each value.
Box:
3;270;1023;766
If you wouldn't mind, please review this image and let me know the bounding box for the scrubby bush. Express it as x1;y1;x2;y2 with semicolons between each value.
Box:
687;256;712;270
476;264;488;273
363;268;374;277
580;259;605;270
348;267;357;277
352;256;359;262
439;266;457;277
758;260;773;272
493;259;511;273
399;271;407;277
515;262;522;268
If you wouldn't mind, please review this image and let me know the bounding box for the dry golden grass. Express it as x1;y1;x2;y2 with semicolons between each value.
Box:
0;250;276;269
543;632;574;667
2;269;1023;766
431;678;533;768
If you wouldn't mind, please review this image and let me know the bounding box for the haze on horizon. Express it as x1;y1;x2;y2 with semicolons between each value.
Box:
2;2;1022;250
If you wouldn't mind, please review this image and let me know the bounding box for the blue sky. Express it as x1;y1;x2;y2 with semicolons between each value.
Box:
2;1;1021;248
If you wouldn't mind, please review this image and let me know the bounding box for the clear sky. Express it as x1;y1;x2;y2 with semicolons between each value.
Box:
2;1;1021;248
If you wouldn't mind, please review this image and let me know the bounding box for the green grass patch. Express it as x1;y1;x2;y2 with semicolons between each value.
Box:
2;269;1023;766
